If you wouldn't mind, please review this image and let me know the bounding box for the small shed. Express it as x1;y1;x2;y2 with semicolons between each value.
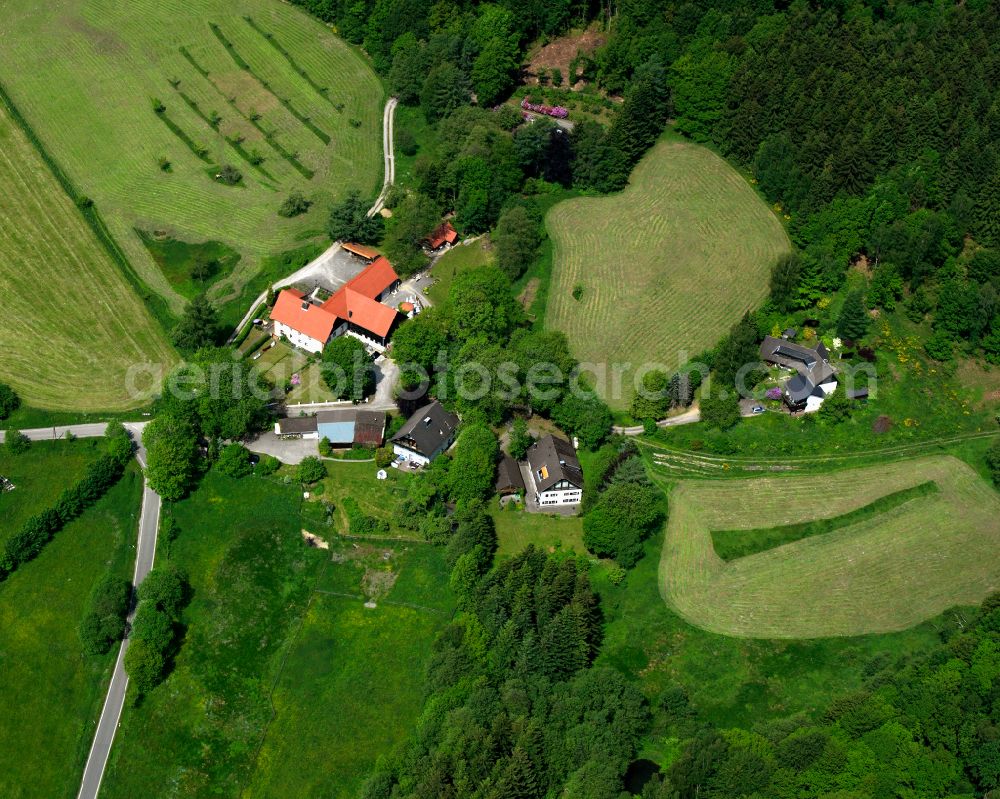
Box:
341;242;380;261
495;454;525;498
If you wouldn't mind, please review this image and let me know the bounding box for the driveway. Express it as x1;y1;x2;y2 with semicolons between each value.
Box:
247;432;318;465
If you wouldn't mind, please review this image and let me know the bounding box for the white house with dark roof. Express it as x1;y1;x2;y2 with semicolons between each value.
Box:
391;400;459;466
759;335;838;412
526;434;583;506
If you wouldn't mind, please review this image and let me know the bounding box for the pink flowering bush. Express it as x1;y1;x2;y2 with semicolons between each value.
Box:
520;97;568;119
765;386;783;400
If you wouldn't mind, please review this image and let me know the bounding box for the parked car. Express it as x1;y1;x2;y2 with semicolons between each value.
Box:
751;405;765;415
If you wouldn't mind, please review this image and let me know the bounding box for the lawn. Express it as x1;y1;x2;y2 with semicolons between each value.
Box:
593;527;944;758
0;438;105;546
0;102;176;411
0;464;142;799
243;539;452;798
0;0;384;317
544;138;790;409
102;467;449;797
427;236;493;304
662;455;1000;638
299;460;410;536
492;504;586;558
101;472;324;797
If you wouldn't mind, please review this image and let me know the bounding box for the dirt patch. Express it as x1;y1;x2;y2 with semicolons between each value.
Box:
850;254;872;277
518;277;540;310
66;16;126;56
301;529;329;549
524;29;605;87
362;567;398;600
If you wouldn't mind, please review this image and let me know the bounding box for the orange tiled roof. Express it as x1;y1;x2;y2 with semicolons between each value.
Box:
426;222;458;249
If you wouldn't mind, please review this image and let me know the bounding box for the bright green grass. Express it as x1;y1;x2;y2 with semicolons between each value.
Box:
0;465;142;799
136;230;241;299
0;0;384;315
0;104;176;411
427;237;493;304
545;139;790;409
710;480;940;561
0;438;105;546
101;472;324;797
244;539;452;798
662;456;1000;638
592;527;944;751
298;460;410;536
492;505;586;558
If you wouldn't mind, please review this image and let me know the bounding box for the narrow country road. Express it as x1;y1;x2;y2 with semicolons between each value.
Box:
228;96;398;339
1;421;160;798
76;422;160;799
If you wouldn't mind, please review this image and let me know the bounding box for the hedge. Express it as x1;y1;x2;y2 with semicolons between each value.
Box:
0;451;129;579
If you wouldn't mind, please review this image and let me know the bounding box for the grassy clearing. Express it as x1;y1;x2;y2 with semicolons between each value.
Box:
102;472;323;798
592;528;944;750
545;139;789;409
492;505;586;558
299;460;410;536
1;0;383;315
0;438;105;547
710;480;940;560
427;237;493;304
0;103;176;410
244;539;452;798
662;455;1000;638
136;230;241;299
0;464;142;798
104;467;447;797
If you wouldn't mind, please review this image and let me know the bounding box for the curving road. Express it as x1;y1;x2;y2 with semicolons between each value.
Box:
228;96;398;339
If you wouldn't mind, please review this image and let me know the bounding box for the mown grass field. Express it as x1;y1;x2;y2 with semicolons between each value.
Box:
428;237;493;304
0;438;104;546
103;467;443;797
0;104;176;410
661;455;1000;638
0;461;141;799
492;505;586;558
244;539;452;798
545;139;789;409
0;0;384;315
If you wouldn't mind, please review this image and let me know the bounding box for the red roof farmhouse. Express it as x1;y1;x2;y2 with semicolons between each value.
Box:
269;256;401;352
425;221;458;251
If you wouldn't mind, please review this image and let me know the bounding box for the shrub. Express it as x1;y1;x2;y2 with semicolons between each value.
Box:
256;454;280;476
583;482;664;567
509;419;533;461
216;443;253;478
297;456;326;484
343;496;389;535
158;156;171;172
4;429;30;455
216;164;243;185
318;437;333;457
124;638;165;694
79;574;131;655
0;383;19;420
278;191;312;218
151;97;166;113
397;127;417;156
375;445;395;468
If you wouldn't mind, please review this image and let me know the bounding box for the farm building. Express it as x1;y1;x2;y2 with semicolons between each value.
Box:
391;400;459;467
759;335;838;412
495;453;525;501
341;242;380;261
526;434;583;507
274;410;386;446
270;256;401;352
425;221;458;251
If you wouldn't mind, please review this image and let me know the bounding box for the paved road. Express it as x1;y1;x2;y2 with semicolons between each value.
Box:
229;97;398;339
0;422;111;443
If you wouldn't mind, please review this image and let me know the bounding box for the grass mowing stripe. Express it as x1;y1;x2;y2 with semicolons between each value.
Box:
710;480;940;561
0;80;175;332
209;22;331;144
243;15;334;106
155;108;214;163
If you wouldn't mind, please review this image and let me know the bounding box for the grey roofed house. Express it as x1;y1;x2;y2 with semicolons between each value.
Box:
392;400;459;461
495;453;525;496
526;434;583;493
760;335;838;410
275;415;318;435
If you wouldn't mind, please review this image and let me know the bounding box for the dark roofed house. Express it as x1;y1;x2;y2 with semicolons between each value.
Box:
274;416;319;439
391;400;459;466
526;434;583;507
495;453;525;500
759;335;838;412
